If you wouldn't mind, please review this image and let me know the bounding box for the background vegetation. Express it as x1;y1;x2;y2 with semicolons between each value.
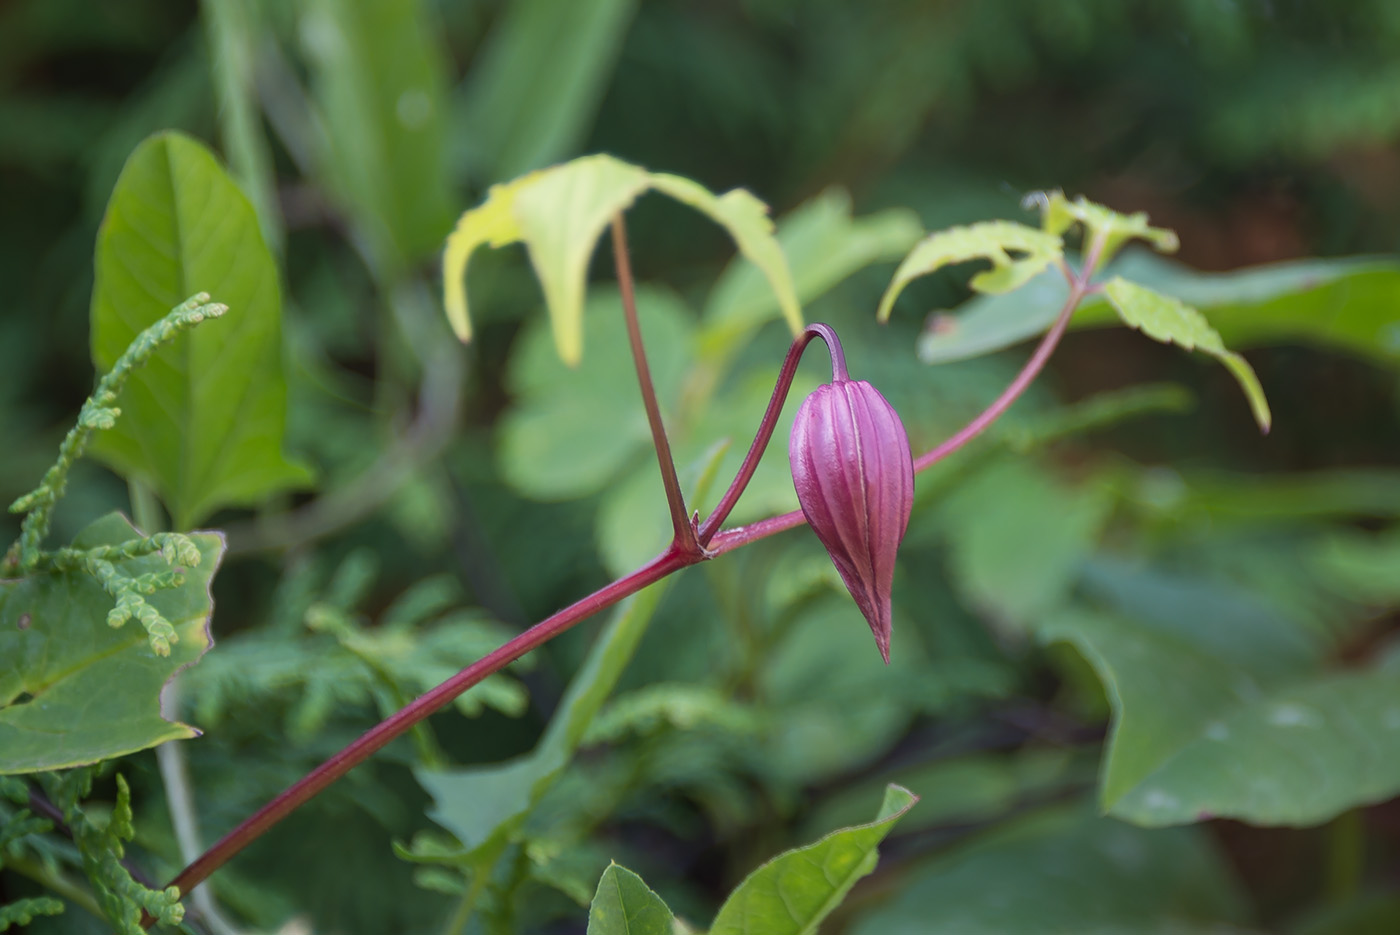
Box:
5;1;1400;932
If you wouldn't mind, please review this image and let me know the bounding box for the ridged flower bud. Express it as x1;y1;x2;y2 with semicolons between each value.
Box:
789;372;914;663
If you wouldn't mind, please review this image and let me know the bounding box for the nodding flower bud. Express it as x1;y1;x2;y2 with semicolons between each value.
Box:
789;374;914;664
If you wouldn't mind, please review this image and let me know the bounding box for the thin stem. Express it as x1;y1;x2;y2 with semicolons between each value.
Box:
911;267;1088;473
610;215;697;553
696;323;842;546
162;545;695;902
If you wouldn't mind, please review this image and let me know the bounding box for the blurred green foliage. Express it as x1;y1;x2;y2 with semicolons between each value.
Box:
6;1;1400;933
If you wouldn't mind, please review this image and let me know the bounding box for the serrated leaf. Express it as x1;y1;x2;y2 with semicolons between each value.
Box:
454;0;638;182
1036;190;1178;264
848;807;1250;935
0;513;223;773
702;188;921;358
443;156;802;365
89;131;311;529
1043;607;1400;827
300;0;454;272
586;864;675;935
876;221;1062;322
709;784;917;935
1102;276;1271;432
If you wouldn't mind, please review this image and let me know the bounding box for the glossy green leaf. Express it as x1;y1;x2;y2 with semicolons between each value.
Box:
849;807;1250;935
876;221;1062;322
444;156;801;365
1044;607;1400;827
417;579;671;852
1102;276;1271;431
300;0;454;272
586;864;675;935
701;188;921;360
89;131;311;529
455;0;638;182
0;514;223;773
709;783;917;935
919;251;1400;366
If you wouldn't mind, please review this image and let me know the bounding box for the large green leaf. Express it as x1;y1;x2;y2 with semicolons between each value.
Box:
443;155;801;365
1102;277;1271;432
455;0;638;182
0;513;223;773
586;864;675;935
299;0;454;272
708;784;917;935
89;131;311;529
919;251;1400;366
848;807;1251;935
417;579;671;853
1044;607;1400;827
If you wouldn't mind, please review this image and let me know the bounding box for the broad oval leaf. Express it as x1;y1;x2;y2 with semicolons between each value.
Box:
876;221;1063;322
89;131;312;530
849;807;1249;935
1043;608;1400;827
442;155;802;365
708;783;917;935
0;513;223;773
1102;276;1271;432
918;251;1400;367
587;864;675;935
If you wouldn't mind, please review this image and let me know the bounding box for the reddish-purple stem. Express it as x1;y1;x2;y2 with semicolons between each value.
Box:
165;546;692;899
160;255;1094;908
696;323;842;547
611;215;700;555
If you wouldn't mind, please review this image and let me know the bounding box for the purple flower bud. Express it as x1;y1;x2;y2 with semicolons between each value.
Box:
789;377;914;663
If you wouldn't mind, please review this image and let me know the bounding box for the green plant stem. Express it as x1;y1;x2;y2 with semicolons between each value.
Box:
159;280;1091;909
610;214;700;555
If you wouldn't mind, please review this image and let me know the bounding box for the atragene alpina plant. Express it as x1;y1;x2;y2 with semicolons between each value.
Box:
7;156;1264;932
789;325;914;663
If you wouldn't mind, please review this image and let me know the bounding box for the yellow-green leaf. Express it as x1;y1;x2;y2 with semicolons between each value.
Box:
648;172;802;337
1036;190;1178;265
876;221;1062;322
1103;277;1271;432
441;155;803;365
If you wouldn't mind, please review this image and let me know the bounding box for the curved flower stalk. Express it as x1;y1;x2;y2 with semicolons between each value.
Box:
789;330;914;663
